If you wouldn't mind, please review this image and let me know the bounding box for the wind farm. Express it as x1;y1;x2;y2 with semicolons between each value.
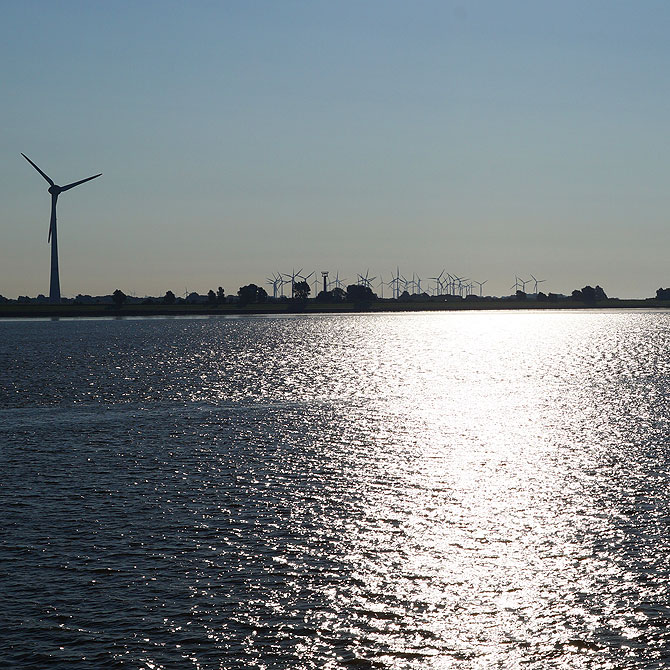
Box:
4;250;669;317
8;155;666;310
8;150;667;315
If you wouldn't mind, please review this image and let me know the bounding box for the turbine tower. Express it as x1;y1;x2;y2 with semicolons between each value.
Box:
22;153;102;304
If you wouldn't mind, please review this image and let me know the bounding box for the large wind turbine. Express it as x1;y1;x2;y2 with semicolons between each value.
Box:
22;153;102;304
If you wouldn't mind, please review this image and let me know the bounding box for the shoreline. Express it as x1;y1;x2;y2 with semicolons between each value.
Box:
2;298;669;319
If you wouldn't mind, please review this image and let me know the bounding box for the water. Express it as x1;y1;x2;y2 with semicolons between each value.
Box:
1;311;670;669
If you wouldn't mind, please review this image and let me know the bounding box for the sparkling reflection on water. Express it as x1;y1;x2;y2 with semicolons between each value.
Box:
2;311;670;669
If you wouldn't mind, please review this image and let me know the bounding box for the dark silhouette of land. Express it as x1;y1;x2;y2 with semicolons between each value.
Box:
3;282;670;318
2;289;669;319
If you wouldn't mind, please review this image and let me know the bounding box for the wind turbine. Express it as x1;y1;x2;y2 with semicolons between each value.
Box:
296;270;316;297
408;273;417;294
445;272;457;295
414;273;423;295
266;273;282;299
333;271;346;290
530;274;546;294
429;270;445;296
357;269;376;289
453;275;467;297
22;153;101;303
376;274;385;299
390;267;401;299
282;268;303;298
474;279;488;297
400;272;409;295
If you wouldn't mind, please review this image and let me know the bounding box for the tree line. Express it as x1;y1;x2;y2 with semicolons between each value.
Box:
110;282;611;307
53;281;670;309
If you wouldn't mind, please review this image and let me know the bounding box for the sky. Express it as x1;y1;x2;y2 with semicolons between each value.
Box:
2;1;669;299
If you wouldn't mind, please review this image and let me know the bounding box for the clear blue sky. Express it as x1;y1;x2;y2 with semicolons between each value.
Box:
2;1;669;298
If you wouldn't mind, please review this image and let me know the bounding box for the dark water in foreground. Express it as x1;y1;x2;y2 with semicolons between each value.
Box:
2;311;670;669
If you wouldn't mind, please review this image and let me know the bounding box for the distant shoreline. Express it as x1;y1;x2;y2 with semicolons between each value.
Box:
2;298;670;319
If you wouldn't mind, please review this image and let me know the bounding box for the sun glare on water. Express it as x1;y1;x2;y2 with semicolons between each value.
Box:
2;312;670;668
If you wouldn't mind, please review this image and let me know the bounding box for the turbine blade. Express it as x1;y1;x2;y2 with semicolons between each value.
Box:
21;153;54;186
60;173;102;192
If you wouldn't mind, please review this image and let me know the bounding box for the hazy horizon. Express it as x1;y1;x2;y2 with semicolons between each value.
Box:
2;2;669;300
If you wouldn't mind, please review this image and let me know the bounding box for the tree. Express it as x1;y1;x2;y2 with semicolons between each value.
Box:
207;289;216;304
581;286;596;301
331;287;346;302
317;287;346;302
238;284;256;306
594;285;607;300
238;284;267;306
112;289;127;307
346;284;376;303
572;285;607;302
216;286;226;304
292;280;310;300
164;290;176;305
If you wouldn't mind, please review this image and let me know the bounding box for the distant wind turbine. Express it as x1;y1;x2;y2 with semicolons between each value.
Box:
454;275;467;297
332;271;346;290
376;274;385;298
530;274;546;294
414;273;423;295
429;270;445;296
474;279;488;297
282;268;303;298
445;272;456;295
357;269;376;289
266;273;282;299
390;267;404;298
297;270;317;297
22;153;101;304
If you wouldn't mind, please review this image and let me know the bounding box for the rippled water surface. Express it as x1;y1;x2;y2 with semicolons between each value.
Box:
2;311;670;669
